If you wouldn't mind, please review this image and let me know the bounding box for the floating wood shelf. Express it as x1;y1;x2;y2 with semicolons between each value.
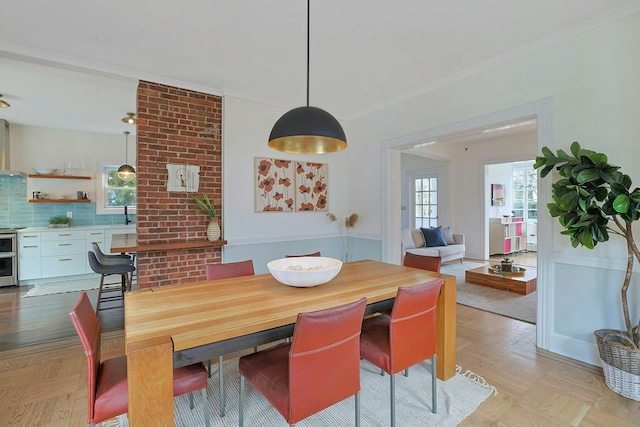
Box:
29;199;92;203
28;174;91;180
111;232;227;253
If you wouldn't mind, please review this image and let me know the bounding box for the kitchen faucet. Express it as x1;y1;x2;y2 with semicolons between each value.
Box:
124;205;131;225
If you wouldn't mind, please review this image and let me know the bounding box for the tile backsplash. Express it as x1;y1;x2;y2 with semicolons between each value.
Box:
0;175;135;228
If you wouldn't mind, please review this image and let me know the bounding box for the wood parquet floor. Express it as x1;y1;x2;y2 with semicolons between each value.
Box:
1;284;639;426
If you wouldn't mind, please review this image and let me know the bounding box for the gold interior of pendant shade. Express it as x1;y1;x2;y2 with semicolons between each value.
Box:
269;135;347;154
0;95;10;108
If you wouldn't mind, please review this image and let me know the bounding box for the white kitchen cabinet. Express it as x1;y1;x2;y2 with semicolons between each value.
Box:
18;225;135;283
41;229;86;278
18;231;41;280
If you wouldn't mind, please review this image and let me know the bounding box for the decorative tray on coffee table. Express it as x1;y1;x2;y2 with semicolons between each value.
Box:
490;265;526;275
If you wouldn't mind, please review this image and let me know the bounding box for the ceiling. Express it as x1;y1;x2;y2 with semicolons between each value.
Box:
0;0;638;136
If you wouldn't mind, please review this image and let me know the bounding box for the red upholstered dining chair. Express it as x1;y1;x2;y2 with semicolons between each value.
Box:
69;292;209;427
403;252;442;272
204;258;255;417
360;279;443;427
205;259;255;280
285;251;322;257
238;298;367;427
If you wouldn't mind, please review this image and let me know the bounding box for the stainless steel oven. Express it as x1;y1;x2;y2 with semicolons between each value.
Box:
0;229;19;287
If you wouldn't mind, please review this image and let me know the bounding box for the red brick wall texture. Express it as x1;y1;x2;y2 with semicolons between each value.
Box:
135;81;223;288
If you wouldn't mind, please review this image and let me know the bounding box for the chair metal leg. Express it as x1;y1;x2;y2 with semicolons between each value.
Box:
208;359;212;377
431;354;437;414
355;391;360;427
390;373;396;427
219;355;225;417
96;275;105;313
404;368;409;377
380;368;384;376
202;387;210;427
239;375;245;427
189;391;194;409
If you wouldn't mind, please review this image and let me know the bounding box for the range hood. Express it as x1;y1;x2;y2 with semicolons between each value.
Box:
0;119;26;177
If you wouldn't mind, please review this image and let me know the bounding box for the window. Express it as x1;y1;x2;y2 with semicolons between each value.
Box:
96;165;137;214
512;167;537;220
413;176;438;228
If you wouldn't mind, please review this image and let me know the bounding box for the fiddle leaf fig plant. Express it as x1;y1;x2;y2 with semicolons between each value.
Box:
534;141;640;346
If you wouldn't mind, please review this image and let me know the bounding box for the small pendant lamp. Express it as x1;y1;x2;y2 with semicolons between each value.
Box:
117;131;136;181
121;112;137;124
268;0;346;154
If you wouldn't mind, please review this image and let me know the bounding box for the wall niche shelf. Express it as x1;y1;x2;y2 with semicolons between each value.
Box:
28;174;91;180
29;199;92;203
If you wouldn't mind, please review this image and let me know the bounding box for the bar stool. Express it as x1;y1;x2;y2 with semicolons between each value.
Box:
91;242;132;265
87;251;135;313
91;242;136;288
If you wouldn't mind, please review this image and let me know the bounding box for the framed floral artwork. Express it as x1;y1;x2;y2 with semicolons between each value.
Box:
254;158;329;212
294;161;328;212
255;158;295;212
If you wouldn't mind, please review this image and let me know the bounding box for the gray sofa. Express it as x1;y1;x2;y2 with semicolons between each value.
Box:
401;228;465;263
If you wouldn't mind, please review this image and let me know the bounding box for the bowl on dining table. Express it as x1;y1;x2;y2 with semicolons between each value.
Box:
267;256;343;287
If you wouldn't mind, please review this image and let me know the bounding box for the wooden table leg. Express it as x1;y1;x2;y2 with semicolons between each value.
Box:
436;274;457;380
127;336;175;426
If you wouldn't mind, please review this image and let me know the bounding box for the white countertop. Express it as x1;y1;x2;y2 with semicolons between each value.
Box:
19;224;136;232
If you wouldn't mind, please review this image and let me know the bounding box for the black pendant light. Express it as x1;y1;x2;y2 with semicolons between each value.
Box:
268;0;346;154
117;131;136;181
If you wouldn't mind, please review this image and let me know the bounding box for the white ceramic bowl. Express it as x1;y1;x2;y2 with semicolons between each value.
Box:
33;168;58;175
267;257;343;287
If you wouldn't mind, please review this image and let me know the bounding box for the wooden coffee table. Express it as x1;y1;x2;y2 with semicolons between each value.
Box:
465;265;537;295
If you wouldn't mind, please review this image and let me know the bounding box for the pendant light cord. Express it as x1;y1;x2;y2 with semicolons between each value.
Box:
306;0;310;107
124;131;130;164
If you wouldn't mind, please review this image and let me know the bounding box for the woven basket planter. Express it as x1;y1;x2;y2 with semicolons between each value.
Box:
594;328;640;400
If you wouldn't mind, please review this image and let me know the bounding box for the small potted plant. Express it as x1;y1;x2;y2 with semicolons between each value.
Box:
534;141;640;400
501;257;513;272
193;194;220;241
48;216;71;228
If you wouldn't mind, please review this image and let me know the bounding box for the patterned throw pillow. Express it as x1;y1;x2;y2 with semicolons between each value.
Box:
420;226;447;247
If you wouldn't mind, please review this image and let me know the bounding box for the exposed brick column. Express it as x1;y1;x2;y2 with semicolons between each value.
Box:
135;81;222;287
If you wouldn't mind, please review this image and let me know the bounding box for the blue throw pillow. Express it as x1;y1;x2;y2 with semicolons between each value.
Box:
420;226;448;247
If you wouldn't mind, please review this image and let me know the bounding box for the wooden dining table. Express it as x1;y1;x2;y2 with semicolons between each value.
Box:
124;259;456;426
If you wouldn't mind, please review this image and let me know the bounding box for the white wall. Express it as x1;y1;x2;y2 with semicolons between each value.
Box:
400;153;451;230
221;96;361;269
487;163;513;218
347;11;640;365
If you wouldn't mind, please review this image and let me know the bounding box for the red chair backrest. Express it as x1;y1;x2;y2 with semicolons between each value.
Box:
288;298;367;424
403;252;442;272
69;291;101;421
205;259;255;280
285;251;321;258
389;279;442;374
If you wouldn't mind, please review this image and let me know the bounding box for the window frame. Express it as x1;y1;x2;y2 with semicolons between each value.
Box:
412;174;439;229
96;164;137;215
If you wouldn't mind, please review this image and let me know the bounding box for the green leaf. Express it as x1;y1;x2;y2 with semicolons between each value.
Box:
589;152;608;167
570;141;581;157
613;194;630;213
581;231;595;249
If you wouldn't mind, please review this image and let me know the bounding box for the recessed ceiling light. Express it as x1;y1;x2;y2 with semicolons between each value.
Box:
413;140;437;148
482;119;536;134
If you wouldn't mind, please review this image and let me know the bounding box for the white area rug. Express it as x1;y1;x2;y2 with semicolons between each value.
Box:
442;261;537;324
22;278;99;298
116;358;496;427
